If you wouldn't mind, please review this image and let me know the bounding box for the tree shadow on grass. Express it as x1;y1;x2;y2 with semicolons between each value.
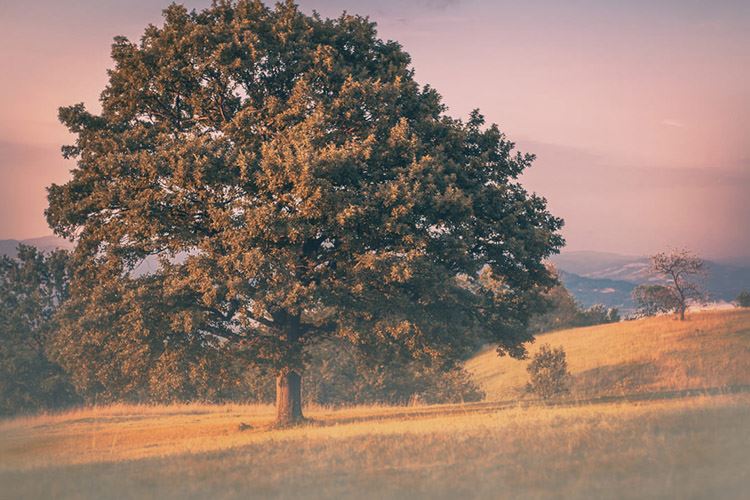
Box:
299;382;750;430
572;361;661;398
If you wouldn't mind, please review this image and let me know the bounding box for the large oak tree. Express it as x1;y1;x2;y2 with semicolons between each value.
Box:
47;0;563;424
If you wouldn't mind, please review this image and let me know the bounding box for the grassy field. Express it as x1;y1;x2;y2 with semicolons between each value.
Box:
467;309;750;401
1;309;749;499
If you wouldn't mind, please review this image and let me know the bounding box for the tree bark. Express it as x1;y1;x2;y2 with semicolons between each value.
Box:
275;369;303;425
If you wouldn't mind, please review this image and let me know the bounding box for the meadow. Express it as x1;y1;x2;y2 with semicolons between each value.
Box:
467;308;750;400
1;309;749;499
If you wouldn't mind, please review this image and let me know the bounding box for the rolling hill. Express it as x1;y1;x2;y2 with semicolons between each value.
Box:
0;236;73;258
1;309;749;499
467;308;750;401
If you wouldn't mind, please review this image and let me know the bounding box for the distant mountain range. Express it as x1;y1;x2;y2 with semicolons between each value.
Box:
550;251;750;313
2;237;748;315
0;236;74;258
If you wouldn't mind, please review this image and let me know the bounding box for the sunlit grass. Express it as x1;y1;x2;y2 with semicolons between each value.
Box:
1;394;749;498
466;309;750;400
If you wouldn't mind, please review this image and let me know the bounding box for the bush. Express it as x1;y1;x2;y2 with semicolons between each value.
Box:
526;344;570;399
736;291;750;308
578;304;620;326
632;284;679;317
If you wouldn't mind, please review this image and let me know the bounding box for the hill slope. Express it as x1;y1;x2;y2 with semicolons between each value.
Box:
467;309;750;401
1;309;749;498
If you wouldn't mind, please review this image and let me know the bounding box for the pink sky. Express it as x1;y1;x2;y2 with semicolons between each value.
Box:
1;0;748;260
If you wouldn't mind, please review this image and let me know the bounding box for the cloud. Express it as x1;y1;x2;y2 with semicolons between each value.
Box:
419;0;461;10
661;119;686;128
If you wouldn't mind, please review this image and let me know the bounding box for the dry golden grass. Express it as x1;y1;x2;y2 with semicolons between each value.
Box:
1;309;749;499
467;309;750;401
2;394;749;499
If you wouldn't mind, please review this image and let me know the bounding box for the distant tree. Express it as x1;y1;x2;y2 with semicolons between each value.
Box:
578;304;620;326
632;284;679;317
736;291;750;308
0;245;79;415
646;250;706;320
527;279;582;334
46;2;563;425
526;344;570;399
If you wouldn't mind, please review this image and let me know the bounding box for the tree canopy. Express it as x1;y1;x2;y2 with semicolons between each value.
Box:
47;0;563;424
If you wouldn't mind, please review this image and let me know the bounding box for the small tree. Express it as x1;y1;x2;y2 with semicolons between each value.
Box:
648;250;705;320
579;304;620;326
736;291;750;308
632;284;680;317
526;344;570;399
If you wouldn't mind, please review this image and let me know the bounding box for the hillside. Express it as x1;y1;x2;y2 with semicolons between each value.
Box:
467;309;750;401
557;269;636;311
1;309;749;500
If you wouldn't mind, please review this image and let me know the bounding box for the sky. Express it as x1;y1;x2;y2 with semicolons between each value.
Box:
1;0;748;260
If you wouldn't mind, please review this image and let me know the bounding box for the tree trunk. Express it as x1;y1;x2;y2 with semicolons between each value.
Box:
275;369;304;425
274;311;305;426
679;305;686;321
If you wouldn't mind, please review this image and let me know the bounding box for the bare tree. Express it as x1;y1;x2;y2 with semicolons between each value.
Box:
649;249;706;320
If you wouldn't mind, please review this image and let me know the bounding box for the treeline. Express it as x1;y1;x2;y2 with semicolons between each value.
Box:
2;249;617;416
1;246;482;415
527;270;620;334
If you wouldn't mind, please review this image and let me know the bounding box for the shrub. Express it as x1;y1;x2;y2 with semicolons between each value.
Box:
526;344;570;399
578;304;620;326
632;284;680;317
736;291;750;308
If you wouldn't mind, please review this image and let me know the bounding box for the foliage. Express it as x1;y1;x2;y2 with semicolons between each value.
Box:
46;1;563;420
647;249;705;320
51;269;480;406
51;271;277;405
51;267;479;406
0;245;79;415
736;291;750;308
526;344;570;399
580;304;620;325
303;339;484;406
632;284;680;317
